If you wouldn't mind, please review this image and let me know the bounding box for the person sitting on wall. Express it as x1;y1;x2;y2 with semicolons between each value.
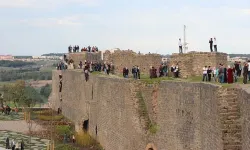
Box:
95;46;98;52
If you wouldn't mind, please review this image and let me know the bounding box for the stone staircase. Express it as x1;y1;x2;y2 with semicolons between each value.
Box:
217;87;242;150
130;81;150;133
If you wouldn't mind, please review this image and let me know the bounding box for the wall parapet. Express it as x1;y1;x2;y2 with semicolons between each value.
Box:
169;51;228;78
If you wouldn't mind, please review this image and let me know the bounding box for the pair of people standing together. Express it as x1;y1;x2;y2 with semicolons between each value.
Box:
178;37;218;53
209;37;217;52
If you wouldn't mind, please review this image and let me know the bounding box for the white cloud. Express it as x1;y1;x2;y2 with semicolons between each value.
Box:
18;14;100;27
240;9;250;15
0;0;100;8
19;17;82;27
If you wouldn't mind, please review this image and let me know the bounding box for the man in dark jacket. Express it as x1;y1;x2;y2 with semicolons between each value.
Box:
209;38;213;52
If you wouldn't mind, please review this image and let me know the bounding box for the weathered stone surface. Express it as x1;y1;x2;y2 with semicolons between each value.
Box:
68;52;102;67
169;52;228;78
47;70;250;150
103;50;162;75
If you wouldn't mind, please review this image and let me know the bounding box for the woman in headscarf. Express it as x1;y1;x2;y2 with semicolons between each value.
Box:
227;65;234;84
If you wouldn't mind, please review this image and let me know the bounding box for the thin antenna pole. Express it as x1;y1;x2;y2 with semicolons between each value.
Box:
183;25;186;53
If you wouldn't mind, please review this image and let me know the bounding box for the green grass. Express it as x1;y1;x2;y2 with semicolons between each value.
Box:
38;114;64;121
55;125;73;136
55;144;79;150
40;66;55;72
136;91;158;134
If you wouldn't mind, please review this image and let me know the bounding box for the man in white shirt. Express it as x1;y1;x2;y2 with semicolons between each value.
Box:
214;37;217;52
178;38;182;54
202;66;208;81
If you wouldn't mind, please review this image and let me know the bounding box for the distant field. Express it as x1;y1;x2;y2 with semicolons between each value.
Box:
29;80;52;88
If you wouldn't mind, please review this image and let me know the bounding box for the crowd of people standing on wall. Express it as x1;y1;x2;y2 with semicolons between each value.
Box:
77;61;115;81
201;60;250;84
5;137;24;150
122;63;172;79
123;66;141;79
68;45;99;53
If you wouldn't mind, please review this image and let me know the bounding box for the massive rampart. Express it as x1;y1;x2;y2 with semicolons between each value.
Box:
169;52;228;78
103;50;162;74
50;70;250;150
68;52;102;67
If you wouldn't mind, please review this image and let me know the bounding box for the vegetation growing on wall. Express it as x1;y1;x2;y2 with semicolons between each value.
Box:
136;91;158;134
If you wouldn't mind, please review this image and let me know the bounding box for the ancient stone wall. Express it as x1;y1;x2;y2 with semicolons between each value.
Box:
140;82;223;150
169;52;228;78
68;52;102;67
239;88;250;150
48;70;250;150
103;50;162;75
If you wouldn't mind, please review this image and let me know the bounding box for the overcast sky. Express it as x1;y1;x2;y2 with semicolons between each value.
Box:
0;0;249;56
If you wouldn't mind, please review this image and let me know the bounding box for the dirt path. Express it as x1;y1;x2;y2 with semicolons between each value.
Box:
0;120;43;134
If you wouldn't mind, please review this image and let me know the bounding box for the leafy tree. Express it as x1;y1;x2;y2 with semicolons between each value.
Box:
9;80;26;107
22;86;43;107
40;84;52;98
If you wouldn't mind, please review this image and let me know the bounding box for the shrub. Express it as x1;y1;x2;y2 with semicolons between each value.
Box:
38;115;64;121
149;123;159;134
55;125;73;136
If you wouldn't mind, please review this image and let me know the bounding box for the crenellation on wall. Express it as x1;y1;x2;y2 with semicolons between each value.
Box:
103;50;162;75
68;52;102;67
170;52;228;78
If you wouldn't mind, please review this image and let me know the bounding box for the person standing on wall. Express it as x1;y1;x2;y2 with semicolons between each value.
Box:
213;37;217;52
209;38;213;52
243;62;248;84
207;66;212;82
178;38;183;53
202;66;208;81
248;60;250;81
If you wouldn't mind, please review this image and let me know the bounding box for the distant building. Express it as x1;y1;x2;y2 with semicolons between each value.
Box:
162;58;168;63
0;55;13;60
228;56;248;62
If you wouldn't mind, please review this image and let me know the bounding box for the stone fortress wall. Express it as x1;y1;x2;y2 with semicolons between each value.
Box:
169;52;228;78
103;50;162;74
68;51;102;67
50;69;250;150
